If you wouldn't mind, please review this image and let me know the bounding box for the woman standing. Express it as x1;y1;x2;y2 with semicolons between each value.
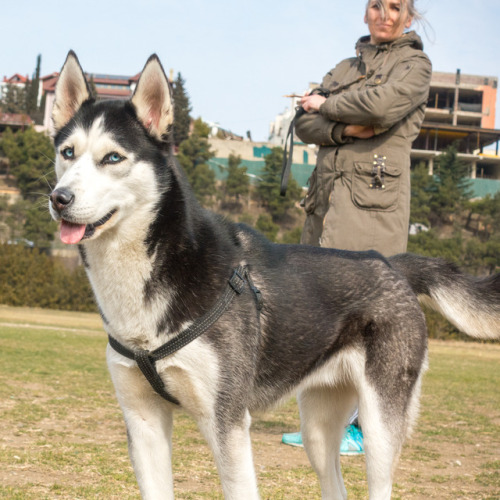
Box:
282;0;431;452
297;0;431;256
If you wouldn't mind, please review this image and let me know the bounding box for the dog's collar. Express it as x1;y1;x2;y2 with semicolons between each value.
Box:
108;265;262;406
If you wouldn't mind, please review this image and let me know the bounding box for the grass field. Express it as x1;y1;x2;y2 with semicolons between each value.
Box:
0;305;498;499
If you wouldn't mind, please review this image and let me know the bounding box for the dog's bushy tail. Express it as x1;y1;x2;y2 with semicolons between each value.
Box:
389;253;500;340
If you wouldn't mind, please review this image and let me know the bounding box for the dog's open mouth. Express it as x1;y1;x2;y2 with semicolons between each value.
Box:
60;210;117;245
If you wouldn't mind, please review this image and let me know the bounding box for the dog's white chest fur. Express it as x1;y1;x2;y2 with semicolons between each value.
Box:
84;238;169;348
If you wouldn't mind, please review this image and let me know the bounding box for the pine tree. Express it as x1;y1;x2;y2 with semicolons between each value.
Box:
177;118;216;204
429;143;473;226
225;154;249;202
410;162;433;226
25;54;41;118
191;164;217;202
256;147;302;221
172;72;192;147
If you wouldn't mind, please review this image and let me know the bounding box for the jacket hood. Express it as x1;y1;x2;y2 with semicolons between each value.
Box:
355;30;424;54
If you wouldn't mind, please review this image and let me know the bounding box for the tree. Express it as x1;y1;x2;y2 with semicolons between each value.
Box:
177;118;216;204
0;84;26;114
2;195;57;249
0;128;57;247
24;204;58;250
280;226;303;244
429;144;473;226
0;127;55;201
172;73;192;148
0;55;43;120
462;192;500;274
255;214;279;242
409;162;433;226
25;54;41;118
4;199;29;242
464;237;500;275
0;244;96;311
256;147;302;221
407;230;463;264
466;192;500;239
225;154;249;202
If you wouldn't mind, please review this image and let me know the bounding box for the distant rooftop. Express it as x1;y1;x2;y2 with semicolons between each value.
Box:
431;71;498;88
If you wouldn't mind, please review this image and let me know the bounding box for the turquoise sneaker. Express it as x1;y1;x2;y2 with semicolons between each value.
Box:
281;431;303;447
340;424;364;455
282;425;364;455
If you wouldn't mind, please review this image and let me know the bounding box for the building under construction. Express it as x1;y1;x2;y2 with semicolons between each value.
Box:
412;70;500;197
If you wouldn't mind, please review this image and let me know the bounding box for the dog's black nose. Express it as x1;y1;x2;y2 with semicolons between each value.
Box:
50;188;75;213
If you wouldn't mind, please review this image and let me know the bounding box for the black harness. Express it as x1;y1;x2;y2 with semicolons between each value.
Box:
107;265;262;406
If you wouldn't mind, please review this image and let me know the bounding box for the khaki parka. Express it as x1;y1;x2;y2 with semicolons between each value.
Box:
296;31;431;256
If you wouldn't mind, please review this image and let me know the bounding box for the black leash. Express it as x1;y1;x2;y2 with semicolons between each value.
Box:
280;107;305;197
108;265;262;406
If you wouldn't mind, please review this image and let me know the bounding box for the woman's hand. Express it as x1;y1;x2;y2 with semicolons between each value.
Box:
343;124;375;139
298;93;375;140
300;94;327;113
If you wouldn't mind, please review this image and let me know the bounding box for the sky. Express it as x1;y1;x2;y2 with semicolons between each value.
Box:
2;0;500;142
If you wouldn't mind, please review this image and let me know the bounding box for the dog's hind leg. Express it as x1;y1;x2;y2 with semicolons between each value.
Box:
198;409;260;500
107;347;175;500
356;383;399;500
298;384;357;500
357;362;425;500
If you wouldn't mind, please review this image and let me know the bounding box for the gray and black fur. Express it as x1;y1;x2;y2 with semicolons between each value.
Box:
49;51;500;500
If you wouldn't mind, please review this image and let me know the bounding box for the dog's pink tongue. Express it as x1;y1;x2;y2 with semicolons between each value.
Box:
60;221;86;244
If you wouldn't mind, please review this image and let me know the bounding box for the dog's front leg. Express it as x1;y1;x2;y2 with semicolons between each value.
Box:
198;409;260;499
107;346;175;500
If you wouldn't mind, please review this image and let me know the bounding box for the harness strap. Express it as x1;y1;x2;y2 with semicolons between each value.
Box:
108;333;180;405
108;265;258;406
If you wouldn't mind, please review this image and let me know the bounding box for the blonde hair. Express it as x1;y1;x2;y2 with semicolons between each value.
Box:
365;0;423;27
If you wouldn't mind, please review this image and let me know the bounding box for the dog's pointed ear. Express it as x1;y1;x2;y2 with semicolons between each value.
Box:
131;55;174;141
52;51;91;134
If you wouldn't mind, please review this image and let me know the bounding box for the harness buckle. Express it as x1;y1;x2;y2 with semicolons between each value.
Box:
229;268;246;294
134;349;180;405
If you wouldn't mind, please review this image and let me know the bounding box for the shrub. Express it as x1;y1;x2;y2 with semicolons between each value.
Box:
0;244;96;312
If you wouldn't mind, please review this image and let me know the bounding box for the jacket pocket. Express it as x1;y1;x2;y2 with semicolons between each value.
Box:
303;167;319;214
351;161;401;211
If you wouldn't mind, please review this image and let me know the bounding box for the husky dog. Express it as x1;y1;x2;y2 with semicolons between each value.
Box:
49;51;499;500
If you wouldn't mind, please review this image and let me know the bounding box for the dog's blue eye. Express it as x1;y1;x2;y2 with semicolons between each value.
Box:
61;147;74;160
103;152;125;164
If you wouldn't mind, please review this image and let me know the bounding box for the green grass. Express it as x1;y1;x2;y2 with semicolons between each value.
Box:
0;306;498;499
